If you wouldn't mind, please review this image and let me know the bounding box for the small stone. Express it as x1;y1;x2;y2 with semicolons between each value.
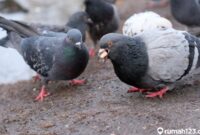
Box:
143;126;147;129
32;88;37;91
41;122;55;128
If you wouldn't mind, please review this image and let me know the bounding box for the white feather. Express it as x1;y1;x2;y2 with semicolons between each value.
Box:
191;42;199;71
138;28;190;82
122;11;172;37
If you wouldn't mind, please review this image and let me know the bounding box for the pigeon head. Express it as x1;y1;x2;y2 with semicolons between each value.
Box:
67;11;93;26
66;29;83;49
77;12;93;25
66;11;92;42
98;33;125;60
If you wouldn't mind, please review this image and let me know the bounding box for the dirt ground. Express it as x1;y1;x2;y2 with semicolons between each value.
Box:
1;0;200;135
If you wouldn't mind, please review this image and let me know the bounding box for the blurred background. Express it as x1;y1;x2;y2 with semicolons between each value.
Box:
1;1;200;135
0;0;84;24
0;0;180;25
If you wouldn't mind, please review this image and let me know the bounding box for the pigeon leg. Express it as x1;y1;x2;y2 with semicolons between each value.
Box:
35;85;50;101
89;48;95;57
32;74;41;83
127;87;148;93
145;87;168;98
69;79;86;86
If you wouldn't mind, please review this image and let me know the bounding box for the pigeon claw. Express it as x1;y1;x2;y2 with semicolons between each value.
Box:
35;85;50;101
69;79;86;86
145;87;168;98
32;74;41;83
127;87;148;93
89;48;95;57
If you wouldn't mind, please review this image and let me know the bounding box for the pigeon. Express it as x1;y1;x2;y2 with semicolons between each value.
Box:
0;11;91;47
84;0;119;56
170;0;200;35
0;16;89;101
103;0;116;4
123;11;172;37
65;11;92;42
98;28;200;98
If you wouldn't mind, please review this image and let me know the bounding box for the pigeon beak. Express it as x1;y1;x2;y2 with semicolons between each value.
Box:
98;49;108;62
75;42;82;49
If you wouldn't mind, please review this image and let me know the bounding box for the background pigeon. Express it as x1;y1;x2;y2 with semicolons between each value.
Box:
0;11;91;48
84;0;119;56
123;11;172;37
65;11;92;42
104;0;116;3
0;16;89;101
170;0;200;36
98;28;200;98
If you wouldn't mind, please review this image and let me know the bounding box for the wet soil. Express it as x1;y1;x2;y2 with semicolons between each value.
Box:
1;0;200;135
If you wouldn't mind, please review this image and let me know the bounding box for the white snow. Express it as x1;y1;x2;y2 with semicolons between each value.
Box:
0;19;35;85
0;46;36;84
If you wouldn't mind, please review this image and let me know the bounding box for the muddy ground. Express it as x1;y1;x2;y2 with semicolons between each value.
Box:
1;0;200;135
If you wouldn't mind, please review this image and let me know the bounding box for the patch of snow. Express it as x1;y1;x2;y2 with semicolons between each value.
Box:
0;28;7;39
0;12;26;20
0;46;36;84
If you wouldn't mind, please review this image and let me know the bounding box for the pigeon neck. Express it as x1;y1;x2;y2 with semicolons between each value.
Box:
110;38;149;86
62;45;78;59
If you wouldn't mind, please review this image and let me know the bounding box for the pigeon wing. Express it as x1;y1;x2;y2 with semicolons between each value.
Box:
21;36;62;77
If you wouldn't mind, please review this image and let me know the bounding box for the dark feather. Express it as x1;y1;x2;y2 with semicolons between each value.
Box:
170;0;200;26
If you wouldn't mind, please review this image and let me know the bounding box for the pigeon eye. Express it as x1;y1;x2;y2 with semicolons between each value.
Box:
158;26;166;30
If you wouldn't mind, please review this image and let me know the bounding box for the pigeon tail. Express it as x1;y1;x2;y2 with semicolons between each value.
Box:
0;16;39;38
0;16;40;48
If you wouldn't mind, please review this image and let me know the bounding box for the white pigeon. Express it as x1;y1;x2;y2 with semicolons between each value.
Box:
122;11;172;37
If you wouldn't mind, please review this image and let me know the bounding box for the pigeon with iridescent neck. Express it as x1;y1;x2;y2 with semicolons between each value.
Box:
0;16;89;101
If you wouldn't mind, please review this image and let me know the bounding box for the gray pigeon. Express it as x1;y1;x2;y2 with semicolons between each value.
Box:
0;16;89;101
98;28;200;98
170;0;200;35
84;0;119;56
65;11;92;42
43;11;92;41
